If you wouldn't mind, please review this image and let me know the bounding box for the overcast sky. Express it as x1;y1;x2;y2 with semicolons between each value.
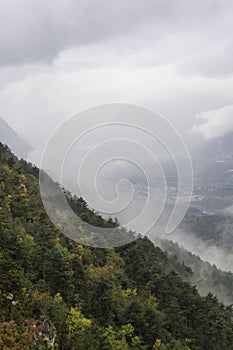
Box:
0;0;233;152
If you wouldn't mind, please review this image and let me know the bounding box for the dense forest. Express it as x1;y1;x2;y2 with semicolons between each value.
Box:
0;142;233;350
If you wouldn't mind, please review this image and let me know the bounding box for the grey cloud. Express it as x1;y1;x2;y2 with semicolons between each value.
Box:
0;0;165;65
1;0;233;76
0;0;233;151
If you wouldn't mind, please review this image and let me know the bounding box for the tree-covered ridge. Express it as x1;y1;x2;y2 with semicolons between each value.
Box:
0;142;233;349
160;239;233;305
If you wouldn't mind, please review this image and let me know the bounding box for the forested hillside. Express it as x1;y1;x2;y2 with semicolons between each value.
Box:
160;239;233;305
0;142;233;350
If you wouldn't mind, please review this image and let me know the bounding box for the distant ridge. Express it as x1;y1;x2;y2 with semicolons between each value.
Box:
203;131;233;160
0;116;33;159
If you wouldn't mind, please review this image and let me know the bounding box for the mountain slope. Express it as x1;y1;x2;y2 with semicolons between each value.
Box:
0;116;33;159
160;239;233;305
202;131;233;160
0;143;233;349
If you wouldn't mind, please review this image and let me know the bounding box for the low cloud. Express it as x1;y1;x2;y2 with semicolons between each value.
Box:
192;105;233;139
